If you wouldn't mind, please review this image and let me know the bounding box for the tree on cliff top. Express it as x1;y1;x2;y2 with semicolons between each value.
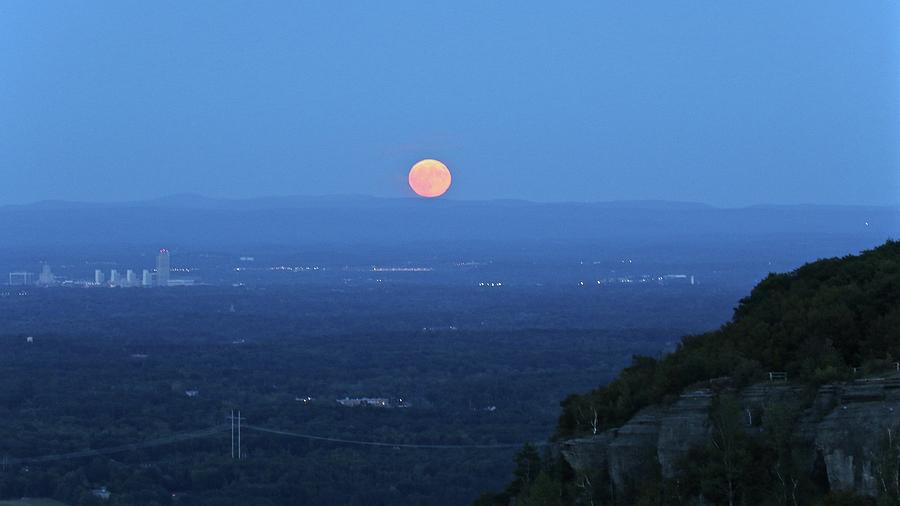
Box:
559;240;900;438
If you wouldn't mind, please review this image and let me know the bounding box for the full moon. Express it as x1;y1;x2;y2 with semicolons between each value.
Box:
408;159;452;198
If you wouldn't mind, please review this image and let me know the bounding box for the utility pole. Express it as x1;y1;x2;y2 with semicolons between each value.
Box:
227;410;245;460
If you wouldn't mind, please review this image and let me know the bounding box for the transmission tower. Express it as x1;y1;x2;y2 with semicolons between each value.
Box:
227;410;246;460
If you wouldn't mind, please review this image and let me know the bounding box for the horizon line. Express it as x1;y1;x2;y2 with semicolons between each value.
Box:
2;193;899;211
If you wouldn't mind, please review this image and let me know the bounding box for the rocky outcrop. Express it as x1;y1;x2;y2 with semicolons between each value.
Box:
558;431;615;474
657;390;713;479
814;377;900;495
607;406;663;493
558;377;900;500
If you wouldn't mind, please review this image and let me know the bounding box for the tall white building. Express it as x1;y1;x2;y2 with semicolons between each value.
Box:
156;249;170;287
109;269;121;286
38;264;54;286
126;269;137;287
94;269;105;285
142;269;153;287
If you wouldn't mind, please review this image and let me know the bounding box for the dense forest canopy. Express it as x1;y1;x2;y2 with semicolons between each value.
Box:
0;280;734;505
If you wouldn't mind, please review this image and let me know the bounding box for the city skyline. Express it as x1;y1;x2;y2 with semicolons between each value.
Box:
7;248;180;288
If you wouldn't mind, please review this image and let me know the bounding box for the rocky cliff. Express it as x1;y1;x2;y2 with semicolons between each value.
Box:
558;376;900;499
480;242;899;505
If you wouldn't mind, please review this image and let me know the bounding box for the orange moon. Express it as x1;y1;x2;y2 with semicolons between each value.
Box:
408;159;452;198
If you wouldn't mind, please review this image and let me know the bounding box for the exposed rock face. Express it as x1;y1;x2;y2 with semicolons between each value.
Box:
558;377;900;501
739;383;804;413
657;390;713;479
814;378;900;495
558;431;614;474
607;406;663;493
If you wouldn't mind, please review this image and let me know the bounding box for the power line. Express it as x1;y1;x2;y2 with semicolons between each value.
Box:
243;425;546;449
4;426;228;465
1;416;546;466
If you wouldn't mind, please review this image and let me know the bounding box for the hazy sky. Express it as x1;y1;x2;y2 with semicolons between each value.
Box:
1;2;898;206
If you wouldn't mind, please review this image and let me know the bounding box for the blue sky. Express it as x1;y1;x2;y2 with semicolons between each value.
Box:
1;1;897;206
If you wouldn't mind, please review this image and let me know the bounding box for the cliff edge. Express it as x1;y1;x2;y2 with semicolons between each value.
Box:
478;240;900;505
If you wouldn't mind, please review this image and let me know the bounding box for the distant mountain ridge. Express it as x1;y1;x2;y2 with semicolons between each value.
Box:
5;193;897;211
2;194;721;211
0;194;895;249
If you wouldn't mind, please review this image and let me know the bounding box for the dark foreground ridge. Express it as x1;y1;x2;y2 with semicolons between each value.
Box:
479;240;900;505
